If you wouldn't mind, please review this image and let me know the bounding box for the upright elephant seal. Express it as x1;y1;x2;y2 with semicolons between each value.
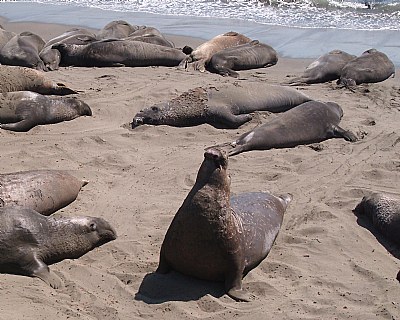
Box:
338;49;395;87
0;91;92;132
0;65;77;95
0;31;46;70
0;170;88;215
0;206;116;288
208;40;278;77
181;31;252;72
132;83;311;129
54;39;187;67
96;20;138;40
228;100;357;156
353;192;400;246
157;147;292;301
284;50;356;85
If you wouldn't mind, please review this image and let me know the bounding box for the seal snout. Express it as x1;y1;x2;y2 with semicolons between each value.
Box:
204;147;228;168
132;116;144;128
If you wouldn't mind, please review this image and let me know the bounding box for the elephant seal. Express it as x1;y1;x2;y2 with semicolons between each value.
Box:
284;50;356;85
0;206;116;288
157;147;292;301
0;91;92;132
228;100;357;156
0;170;88;215
126;34;174;48
353;192;400;246
181;31;252;72
0;65;77;95
338;49;395;87
40;28;97;71
208;40;278;77
0;31;46;71
132;83;311;129
54;39;187;67
97;20;138;40
0;25;16;50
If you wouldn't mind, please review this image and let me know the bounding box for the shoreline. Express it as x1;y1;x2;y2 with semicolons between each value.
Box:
0;2;399;66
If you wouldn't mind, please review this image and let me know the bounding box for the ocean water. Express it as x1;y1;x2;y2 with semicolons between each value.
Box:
0;1;399;65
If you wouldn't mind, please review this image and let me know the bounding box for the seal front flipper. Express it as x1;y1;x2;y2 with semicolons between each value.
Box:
331;124;358;142
30;255;63;289
216;66;239;78
225;269;251;302
207;106;252;128
156;248;171;274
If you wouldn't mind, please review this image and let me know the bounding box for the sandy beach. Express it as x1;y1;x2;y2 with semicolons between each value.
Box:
0;10;399;320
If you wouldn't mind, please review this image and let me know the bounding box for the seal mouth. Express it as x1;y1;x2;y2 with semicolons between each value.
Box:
204;147;228;169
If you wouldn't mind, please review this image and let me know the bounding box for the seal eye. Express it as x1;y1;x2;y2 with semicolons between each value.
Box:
89;222;97;232
151;106;159;112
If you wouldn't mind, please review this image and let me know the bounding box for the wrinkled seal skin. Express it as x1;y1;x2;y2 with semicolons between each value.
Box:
209;40;278;77
353;192;400;246
132;83;311;129
0;91;92;132
0;65;77;95
96;20;139;40
0;206;116;288
182;31;252;71
228;101;357;156
0;25;16;50
0;31;46;71
40;28;97;71
338;49;395;87
54;39;187;67
0;170;88;216
285;50;356;85
157;147;292;302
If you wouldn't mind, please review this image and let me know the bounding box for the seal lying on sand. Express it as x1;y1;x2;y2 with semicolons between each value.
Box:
0;206;116;288
208;40;278;77
0;65;77;95
132;83;311;129
227;101;357;156
0;170;88;215
181;31;252;72
157;147;291;301
353;192;400;246
40;28;97;71
0;91;92;132
96;20;138;40
338;49;395;87
284;50;356;85
0;31;46;71
54;39;187;67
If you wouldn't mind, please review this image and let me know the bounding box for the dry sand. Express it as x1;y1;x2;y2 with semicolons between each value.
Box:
0;20;399;320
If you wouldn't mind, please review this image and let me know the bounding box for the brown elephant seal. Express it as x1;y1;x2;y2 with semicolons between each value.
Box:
208;40;278;77
0;206;116;288
96;20;138;40
132;83;311;129
54;39;187;67
181;31;252;71
40;28;97;71
0;91;92;132
0;170;88;215
157;147;291;301
0;31;46;71
284;50;356;85
0;65;77;95
338;49;395;87
0;25;16;50
228;100;357;156
353;192;400;246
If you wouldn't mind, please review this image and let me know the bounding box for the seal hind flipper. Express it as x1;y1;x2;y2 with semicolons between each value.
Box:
0;119;35;132
331;124;358;142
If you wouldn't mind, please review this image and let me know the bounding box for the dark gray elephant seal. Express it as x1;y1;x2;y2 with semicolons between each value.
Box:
208;40;278;77
0;91;92;132
0;65;77;95
0;25;16;50
228;101;357;156
54;39;187;67
97;20;138;40
181;31;252;72
284;50;356;85
157;147;291;301
126;34;174;48
338;49;395;87
40;28;97;71
132;83;311;129
0;206;116;288
0;31;46;71
353;192;400;246
0;170;88;216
